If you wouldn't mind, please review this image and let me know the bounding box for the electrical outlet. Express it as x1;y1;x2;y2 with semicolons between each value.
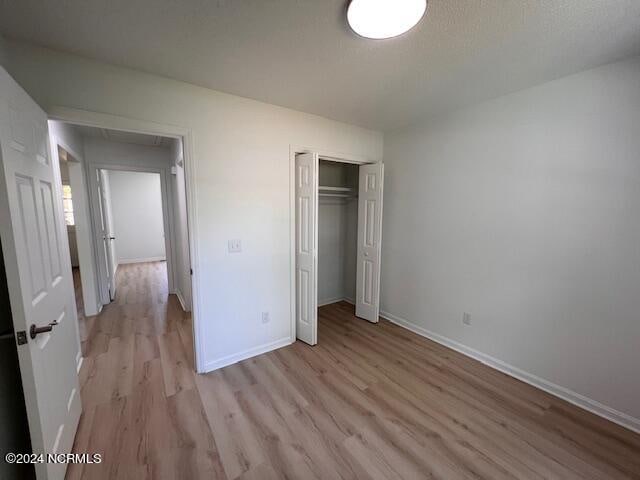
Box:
261;311;270;324
228;239;242;253
462;312;472;326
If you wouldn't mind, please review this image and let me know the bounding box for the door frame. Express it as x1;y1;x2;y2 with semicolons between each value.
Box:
288;145;376;344
49;128;102;319
89;163;173;301
47;107;205;373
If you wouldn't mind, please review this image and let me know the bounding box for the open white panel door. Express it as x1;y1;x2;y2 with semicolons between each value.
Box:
295;152;318;345
98;170;117;300
93;169;115;302
356;162;384;323
0;67;81;479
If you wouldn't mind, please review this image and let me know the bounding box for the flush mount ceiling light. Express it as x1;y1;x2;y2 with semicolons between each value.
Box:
347;0;427;39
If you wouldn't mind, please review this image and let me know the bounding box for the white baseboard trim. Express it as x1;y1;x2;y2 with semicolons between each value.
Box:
203;337;292;373
380;310;640;434
118;256;166;265
318;296;355;307
175;289;190;312
318;296;347;307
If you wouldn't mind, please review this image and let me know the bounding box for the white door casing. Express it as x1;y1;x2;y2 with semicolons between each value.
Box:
355;162;384;323
295;152;318;345
0;67;81;479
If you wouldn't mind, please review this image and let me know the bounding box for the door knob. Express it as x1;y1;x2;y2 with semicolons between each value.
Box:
30;322;57;339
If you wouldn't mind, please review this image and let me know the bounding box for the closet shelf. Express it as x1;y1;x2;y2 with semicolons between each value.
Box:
319;185;357;198
319;185;353;193
319;194;355;199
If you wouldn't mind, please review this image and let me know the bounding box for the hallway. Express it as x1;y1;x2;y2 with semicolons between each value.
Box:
68;261;196;479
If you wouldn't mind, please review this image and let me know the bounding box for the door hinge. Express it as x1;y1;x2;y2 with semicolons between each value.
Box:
16;331;28;345
190;268;193;275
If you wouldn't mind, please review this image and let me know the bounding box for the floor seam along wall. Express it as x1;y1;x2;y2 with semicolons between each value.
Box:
204;337;292;372
379;310;640;434
203;296;639;434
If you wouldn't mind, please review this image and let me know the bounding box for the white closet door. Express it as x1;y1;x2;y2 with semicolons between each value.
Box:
295;152;318;345
356;162;384;323
0;67;81;479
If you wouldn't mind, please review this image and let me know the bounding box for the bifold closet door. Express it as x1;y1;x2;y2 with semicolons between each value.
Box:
295;152;318;345
356;162;384;323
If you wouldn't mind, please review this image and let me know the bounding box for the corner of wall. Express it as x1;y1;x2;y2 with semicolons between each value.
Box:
379;311;640;435
0;34;6;68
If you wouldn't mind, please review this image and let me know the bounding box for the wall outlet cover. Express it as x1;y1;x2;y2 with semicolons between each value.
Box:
228;239;242;253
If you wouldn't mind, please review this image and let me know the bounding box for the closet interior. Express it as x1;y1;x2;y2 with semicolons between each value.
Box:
295;151;383;346
318;159;359;307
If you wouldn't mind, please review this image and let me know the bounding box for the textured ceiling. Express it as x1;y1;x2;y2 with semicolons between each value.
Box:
2;1;640;131
73;125;173;148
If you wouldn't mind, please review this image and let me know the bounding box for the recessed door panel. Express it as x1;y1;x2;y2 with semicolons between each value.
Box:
299;196;310;254
15;174;47;303
9;105;29;153
40;180;63;284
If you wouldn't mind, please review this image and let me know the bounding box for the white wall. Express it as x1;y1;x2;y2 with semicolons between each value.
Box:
3;41;383;371
84;136;173;171
107;170;166;263
83;136;174;293
317;200;359;305
48;121;100;316
0;34;6;68
170;139;192;311
318;200;347;304
382;56;640;430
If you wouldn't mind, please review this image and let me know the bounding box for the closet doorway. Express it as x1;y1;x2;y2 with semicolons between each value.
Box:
294;152;384;345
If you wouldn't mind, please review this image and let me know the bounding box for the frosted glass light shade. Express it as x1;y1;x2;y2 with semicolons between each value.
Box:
347;0;427;39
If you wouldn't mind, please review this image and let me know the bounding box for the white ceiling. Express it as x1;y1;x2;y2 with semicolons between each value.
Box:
2;1;640;131
73;125;173;148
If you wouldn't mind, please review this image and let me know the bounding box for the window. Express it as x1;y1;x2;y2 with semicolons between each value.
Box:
62;184;75;226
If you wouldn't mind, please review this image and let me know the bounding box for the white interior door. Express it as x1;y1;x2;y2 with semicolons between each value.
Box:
355;162;384;323
93;169;117;301
0;67;81;479
295;152;318;345
98;170;117;299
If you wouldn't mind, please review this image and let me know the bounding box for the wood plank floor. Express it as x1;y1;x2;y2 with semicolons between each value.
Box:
68;262;640;479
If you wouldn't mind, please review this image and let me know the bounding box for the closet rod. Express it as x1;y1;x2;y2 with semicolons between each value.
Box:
318;185;353;192
319;193;356;198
